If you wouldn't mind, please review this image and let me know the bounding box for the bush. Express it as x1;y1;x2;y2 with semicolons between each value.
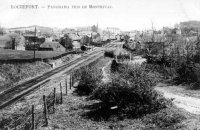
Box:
92;64;171;117
176;62;200;87
117;53;130;61
74;65;103;95
59;34;73;50
110;59;119;73
80;45;87;51
80;35;90;46
104;50;115;58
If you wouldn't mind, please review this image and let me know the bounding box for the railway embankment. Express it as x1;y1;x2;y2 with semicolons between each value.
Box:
0;53;78;94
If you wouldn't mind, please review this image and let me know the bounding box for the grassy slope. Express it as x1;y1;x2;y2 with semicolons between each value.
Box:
0;53;76;93
0;61;51;93
0;49;66;60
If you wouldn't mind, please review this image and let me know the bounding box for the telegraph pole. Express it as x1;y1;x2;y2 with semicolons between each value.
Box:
34;26;36;60
90;33;92;50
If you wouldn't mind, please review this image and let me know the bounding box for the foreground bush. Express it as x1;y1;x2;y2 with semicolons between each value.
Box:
74;65;103;95
104;50;115;58
117;53;130;60
92;64;171;117
145;53;200;88
110;59;119;73
176;62;200;88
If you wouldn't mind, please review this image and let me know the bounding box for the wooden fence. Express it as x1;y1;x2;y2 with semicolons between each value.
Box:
3;72;76;130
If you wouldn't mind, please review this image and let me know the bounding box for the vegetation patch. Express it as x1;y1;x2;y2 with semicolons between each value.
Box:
0;49;66;60
110;59;120;73
142;107;186;129
73;58;109;95
91;63;171;119
104;50;115;58
0;61;51;92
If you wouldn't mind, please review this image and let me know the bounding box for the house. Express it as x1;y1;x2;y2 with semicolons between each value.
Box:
68;33;81;41
106;27;121;36
115;34;121;41
92;33;101;42
0;35;12;49
16;35;25;50
40;42;65;51
72;41;81;51
62;28;76;34
23;34;37;43
0;33;25;50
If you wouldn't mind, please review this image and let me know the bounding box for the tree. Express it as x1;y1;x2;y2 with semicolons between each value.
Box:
80;35;90;46
59;34;73;50
91;25;98;33
124;35;130;43
0;27;4;35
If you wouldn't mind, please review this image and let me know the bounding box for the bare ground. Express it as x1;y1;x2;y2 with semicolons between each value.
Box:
155;83;200;115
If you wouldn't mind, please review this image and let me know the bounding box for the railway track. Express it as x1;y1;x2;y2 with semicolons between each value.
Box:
0;43;117;109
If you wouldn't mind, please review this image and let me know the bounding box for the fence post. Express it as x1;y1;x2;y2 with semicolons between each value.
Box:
65;79;67;95
43;95;48;127
70;74;72;90
60;83;63;104
31;105;35;130
72;73;74;88
53;88;56;113
116;55;118;62
14;122;17;130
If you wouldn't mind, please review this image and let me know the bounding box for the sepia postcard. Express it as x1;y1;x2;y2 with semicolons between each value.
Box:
0;0;200;129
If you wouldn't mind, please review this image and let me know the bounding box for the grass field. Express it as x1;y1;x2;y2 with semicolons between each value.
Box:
0;49;67;60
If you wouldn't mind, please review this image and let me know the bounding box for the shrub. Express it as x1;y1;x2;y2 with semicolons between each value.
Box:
92;64;171;117
74;65;103;95
176;62;200;87
110;59;119;73
59;34;73;50
104;50;115;58
117;53;130;61
80;35;90;46
80;45;87;51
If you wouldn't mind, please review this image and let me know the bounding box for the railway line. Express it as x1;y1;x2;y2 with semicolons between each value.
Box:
0;42;118;109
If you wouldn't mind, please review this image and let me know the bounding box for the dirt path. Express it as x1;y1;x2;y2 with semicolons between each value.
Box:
102;60;112;83
155;85;200;115
131;56;200;115
103;56;200;116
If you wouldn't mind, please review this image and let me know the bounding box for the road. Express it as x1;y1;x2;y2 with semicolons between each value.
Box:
0;42;119;109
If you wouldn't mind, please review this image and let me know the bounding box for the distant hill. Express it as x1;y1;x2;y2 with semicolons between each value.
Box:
180;21;200;30
8;25;54;36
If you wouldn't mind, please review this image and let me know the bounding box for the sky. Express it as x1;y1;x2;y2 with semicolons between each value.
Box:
0;0;200;31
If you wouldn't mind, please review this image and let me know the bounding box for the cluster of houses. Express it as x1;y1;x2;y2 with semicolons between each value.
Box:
124;25;200;57
0;25;124;52
1;23;198;52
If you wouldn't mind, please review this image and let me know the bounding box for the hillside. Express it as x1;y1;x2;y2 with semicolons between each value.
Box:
0;49;66;60
180;21;200;30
